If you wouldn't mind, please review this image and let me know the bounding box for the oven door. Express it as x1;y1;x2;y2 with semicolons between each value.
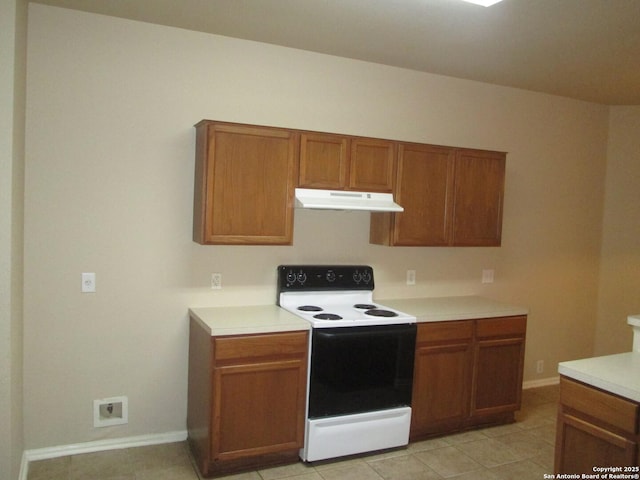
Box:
308;324;416;419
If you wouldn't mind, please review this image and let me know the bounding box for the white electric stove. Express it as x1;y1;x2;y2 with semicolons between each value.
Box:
277;265;417;462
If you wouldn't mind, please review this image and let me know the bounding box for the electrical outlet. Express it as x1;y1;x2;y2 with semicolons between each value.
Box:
93;396;128;427
406;270;416;285
536;360;544;374
82;272;96;293
481;269;494;284
211;273;222;290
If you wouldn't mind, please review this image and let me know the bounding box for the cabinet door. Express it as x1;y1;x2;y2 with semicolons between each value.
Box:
410;321;473;439
371;144;505;247
471;317;526;417
212;357;307;462
391;143;455;246
451;149;505;246
349;138;395;192
555;377;640;473
555;413;638;473
299;133;349;189
193;122;297;245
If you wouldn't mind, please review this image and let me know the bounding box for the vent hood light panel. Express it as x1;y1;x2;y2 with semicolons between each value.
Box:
460;0;504;6
295;188;404;212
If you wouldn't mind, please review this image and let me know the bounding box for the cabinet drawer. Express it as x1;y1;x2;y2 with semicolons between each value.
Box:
560;377;639;434
417;320;473;344
214;332;308;363
476;316;526;338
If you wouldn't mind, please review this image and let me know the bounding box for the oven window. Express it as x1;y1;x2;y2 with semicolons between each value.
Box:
308;324;417;419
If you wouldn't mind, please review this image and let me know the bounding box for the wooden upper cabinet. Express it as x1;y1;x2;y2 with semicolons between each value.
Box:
349;138;395;192
299;133;348;189
192;119;505;247
370;145;505;247
193;121;298;245
298;133;395;192
371;143;454;246
452;149;505;246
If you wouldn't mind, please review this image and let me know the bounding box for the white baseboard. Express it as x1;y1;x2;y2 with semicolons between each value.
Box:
523;376;559;389
18;452;29;480
19;430;187;480
16;378;558;480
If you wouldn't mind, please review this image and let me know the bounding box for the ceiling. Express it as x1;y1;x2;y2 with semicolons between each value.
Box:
31;0;640;105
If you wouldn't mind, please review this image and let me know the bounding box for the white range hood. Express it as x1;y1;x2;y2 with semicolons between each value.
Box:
295;188;404;212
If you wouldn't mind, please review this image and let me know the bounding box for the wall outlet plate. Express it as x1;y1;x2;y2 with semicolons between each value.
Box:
406;270;416;285
481;269;495;284
93;396;128;427
82;272;96;293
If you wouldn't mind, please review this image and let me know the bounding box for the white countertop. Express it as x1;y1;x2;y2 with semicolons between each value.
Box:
189;305;310;336
559;352;640;403
378;295;528;322
628;314;640;327
189;295;529;336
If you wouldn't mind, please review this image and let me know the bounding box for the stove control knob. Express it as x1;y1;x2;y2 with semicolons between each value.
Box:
352;271;362;283
297;272;307;284
286;270;297;285
326;270;336;282
361;270;372;284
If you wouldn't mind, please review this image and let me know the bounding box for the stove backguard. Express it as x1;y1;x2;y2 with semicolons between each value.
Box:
277;265;374;303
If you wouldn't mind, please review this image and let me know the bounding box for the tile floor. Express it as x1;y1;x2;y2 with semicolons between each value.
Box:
27;384;558;480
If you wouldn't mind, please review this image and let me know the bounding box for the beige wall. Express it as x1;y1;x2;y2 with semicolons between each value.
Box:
24;4;621;450
1;0;26;477
595;106;640;355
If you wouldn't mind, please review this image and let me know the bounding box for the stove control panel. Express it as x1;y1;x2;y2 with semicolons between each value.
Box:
277;265;374;291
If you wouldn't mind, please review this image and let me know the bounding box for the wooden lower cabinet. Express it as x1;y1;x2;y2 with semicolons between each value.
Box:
555;377;640;474
410;316;526;441
411;320;473;438
187;319;308;477
470;316;526;422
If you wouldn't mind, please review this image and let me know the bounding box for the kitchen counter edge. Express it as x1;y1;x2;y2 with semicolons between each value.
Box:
189;305;310;336
558;352;640;403
378;295;528;322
